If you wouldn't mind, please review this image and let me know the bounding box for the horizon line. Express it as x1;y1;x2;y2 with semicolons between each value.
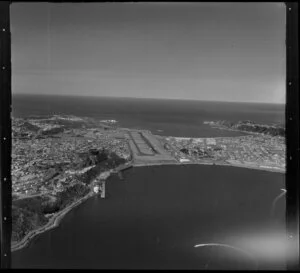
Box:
12;93;285;105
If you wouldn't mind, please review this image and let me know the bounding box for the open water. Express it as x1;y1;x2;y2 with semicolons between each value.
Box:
12;165;286;269
11;95;286;269
12;94;285;137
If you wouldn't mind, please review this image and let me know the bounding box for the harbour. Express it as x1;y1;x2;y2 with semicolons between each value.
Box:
12;165;286;269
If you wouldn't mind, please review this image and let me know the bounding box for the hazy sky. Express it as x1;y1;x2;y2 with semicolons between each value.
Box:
11;2;286;103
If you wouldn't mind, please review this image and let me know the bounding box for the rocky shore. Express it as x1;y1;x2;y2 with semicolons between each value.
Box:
11;191;95;252
11;159;284;253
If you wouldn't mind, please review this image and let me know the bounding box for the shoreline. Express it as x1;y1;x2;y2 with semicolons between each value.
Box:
11;162;128;253
11;191;95;252
210;125;285;138
11;161;284;253
12;114;285;255
133;161;285;174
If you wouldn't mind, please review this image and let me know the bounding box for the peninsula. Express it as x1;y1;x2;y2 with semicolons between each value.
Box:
11;115;285;251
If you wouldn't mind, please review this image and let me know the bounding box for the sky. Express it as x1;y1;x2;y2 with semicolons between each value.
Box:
11;2;286;103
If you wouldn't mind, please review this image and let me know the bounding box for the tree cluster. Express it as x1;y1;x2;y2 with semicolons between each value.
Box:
12;184;90;243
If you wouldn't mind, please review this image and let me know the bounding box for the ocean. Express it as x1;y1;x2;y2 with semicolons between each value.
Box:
11;94;286;269
12;165;286;269
12;94;285;137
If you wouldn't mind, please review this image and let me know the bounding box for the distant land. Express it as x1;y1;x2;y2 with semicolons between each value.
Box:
11;112;285;252
12;93;285;106
204;120;285;137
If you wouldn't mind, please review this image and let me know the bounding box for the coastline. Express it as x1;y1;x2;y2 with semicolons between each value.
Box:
11;160;284;253
12;162;127;253
133;161;285;174
11;127;284;253
11;191;95;252
207;125;285;139
159;129;285;174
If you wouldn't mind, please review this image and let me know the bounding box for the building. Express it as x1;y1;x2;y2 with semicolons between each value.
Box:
179;158;190;163
93;185;100;194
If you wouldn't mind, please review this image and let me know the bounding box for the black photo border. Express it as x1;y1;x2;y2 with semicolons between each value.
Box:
0;1;11;269
285;1;299;270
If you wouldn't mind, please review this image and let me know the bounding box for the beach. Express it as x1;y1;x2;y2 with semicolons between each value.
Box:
133;161;285;174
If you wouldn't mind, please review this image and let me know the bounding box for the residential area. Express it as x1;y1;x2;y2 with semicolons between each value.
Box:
12;115;131;199
163;134;285;172
12;114;286;201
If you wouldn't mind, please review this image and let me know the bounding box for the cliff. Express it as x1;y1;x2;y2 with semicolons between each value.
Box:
206;120;285;137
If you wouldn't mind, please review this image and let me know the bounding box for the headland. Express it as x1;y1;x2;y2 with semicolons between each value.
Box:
11;115;285;251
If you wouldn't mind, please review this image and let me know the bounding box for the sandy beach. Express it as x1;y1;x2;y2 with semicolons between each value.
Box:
133;161;285;174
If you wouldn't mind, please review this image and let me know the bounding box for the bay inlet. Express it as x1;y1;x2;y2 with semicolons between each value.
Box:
12;164;286;270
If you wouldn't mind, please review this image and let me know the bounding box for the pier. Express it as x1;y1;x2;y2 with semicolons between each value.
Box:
100;181;105;198
118;172;124;180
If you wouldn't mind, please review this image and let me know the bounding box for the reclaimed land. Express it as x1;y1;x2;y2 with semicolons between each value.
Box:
128;130;284;173
11;116;285;252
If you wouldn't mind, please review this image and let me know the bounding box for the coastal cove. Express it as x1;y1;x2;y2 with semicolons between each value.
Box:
11;160;284;254
9;1;288;268
9;1;288;269
12;95;285;138
11;95;286;269
12;164;286;270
